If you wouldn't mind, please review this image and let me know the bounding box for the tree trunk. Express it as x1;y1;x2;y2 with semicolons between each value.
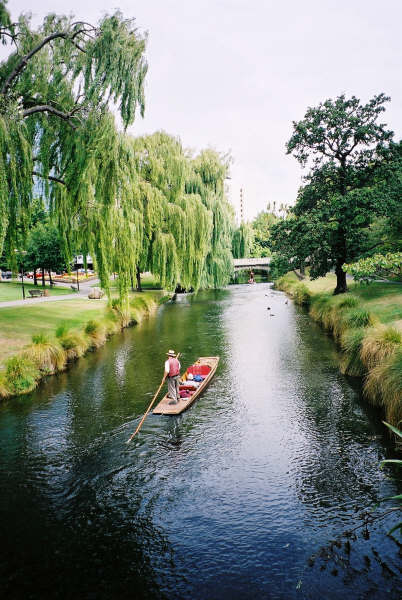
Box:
299;261;305;276
136;265;142;292
48;269;53;285
41;267;45;286
33;269;37;286
334;262;348;295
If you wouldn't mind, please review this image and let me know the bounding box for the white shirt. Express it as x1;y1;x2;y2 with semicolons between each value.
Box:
165;358;181;374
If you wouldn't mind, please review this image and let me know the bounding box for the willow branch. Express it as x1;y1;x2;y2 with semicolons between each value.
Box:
1;26;94;94
32;171;66;185
22;105;80;129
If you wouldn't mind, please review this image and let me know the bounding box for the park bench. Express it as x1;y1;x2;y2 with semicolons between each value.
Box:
28;289;45;298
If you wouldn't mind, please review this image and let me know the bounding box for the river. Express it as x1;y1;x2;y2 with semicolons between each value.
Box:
0;283;400;599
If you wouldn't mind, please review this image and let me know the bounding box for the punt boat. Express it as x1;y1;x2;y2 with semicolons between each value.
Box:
153;356;219;415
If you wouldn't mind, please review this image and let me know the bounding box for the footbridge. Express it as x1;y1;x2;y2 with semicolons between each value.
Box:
233;257;271;271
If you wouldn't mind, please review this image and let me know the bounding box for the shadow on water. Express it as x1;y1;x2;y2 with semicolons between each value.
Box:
0;283;401;599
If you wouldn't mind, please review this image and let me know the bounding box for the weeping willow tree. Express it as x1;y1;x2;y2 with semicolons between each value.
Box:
0;4;235;298
129;133;235;291
232;222;254;258
0;6;147;283
187;149;235;288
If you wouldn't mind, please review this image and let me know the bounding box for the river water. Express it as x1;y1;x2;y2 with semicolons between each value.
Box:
0;284;401;600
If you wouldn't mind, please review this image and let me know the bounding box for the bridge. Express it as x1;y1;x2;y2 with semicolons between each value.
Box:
233;257;271;271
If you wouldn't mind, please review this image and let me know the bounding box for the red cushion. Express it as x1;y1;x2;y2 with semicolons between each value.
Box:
187;364;211;375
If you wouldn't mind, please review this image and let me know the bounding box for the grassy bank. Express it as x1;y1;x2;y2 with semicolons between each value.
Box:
0;292;165;400
275;272;402;426
0;281;72;301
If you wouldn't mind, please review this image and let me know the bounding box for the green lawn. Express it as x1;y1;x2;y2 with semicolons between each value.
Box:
282;272;402;327
0;298;107;362
0;281;72;302
0;290;162;364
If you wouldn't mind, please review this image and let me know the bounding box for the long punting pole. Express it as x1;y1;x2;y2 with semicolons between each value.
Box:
126;353;181;443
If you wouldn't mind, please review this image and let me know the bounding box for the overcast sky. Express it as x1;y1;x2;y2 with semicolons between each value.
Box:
8;0;402;220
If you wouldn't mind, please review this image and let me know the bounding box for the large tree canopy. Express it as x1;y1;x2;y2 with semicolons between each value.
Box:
0;5;235;299
272;94;398;293
0;5;147;277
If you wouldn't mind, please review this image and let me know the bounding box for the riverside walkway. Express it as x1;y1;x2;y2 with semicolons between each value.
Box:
0;278;100;308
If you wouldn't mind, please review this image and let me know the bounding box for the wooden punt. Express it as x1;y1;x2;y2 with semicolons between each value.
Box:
153;356;219;415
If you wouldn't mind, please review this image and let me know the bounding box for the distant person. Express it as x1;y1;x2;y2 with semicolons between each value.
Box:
165;349;181;404
248;269;255;284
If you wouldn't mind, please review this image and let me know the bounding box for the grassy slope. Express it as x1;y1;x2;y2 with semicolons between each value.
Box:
282;273;402;327
0;299;107;362
0;281;72;301
0;291;160;364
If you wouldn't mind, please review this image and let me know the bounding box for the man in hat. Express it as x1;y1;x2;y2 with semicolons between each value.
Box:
165;350;181;404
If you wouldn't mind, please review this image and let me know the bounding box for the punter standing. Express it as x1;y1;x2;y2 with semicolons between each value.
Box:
165;349;181;404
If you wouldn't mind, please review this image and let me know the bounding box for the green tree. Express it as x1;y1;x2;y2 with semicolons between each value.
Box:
232;222;253;258
25;222;66;284
250;208;277;257
0;6;147;287
273;94;394;293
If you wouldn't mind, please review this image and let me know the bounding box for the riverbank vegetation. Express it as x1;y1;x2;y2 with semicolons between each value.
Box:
275;272;402;425
0;292;160;399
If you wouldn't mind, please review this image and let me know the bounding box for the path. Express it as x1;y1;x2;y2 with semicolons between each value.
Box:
0;278;101;308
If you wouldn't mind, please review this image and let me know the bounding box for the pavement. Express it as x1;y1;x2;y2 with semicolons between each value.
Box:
0;278;102;308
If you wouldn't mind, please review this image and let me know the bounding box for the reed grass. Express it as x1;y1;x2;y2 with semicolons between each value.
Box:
361;325;401;369
85;320;107;348
340;328;366;376
276;272;402;425
4;355;39;395
364;349;402;425
23;334;66;373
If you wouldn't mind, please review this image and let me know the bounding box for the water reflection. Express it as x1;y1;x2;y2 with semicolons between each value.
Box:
0;284;400;599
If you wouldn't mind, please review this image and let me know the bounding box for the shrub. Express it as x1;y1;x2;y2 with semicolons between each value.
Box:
292;283;311;306
333;307;377;339
24;335;66;373
340;328;366;376
85;320;98;335
55;323;69;338
58;332;89;360
309;294;332;325
103;309;122;335
5;356;39;395
85;320;106;348
361;325;401;369
364;349;402;425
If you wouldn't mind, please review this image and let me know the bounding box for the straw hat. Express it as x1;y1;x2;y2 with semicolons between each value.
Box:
166;349;176;357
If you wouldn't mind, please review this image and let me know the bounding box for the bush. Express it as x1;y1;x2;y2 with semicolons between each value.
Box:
361;325;401;369
340;328;366;376
58;332;89;360
364;349;402;425
309;294;332;325
333;307;377;339
85;320;106;348
24;334;66;373
5;356;39;394
292;283;311;306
